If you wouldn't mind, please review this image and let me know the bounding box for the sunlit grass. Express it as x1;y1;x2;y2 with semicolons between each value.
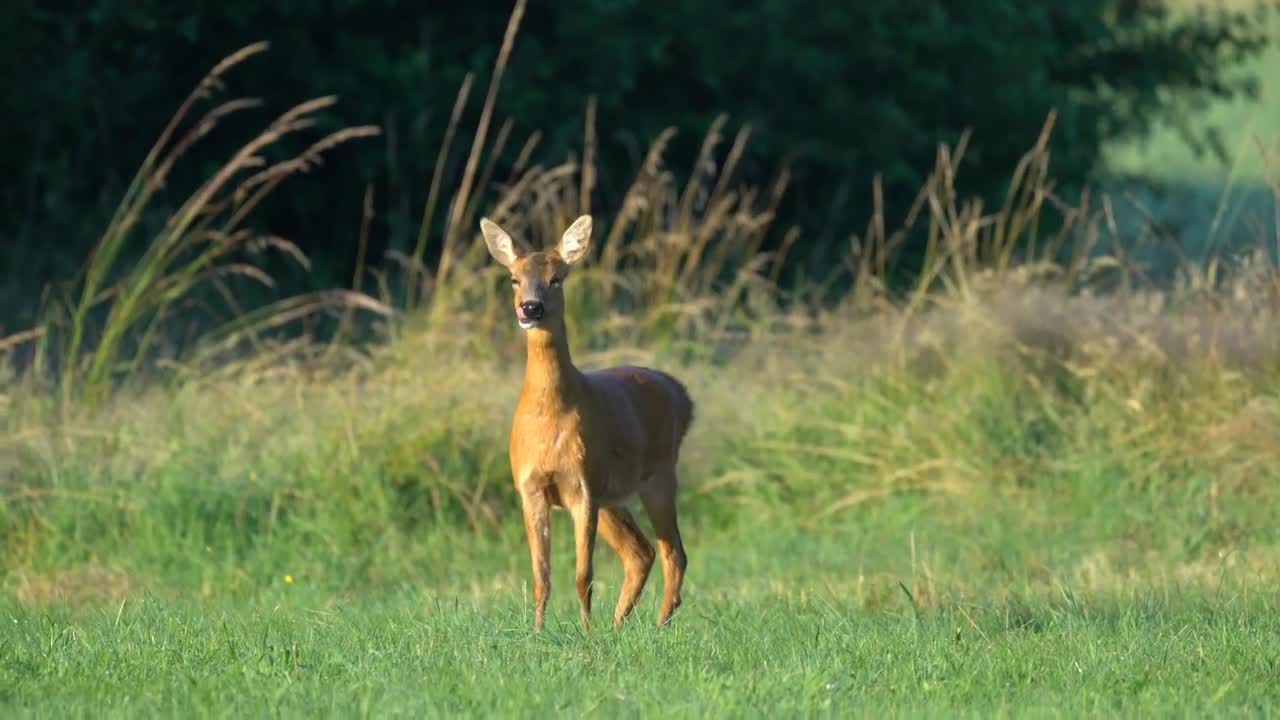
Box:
4;592;1279;717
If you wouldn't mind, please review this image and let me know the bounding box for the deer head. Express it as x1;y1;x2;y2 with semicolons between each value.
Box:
480;215;592;331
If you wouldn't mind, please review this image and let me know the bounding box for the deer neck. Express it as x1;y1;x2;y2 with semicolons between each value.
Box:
520;322;580;408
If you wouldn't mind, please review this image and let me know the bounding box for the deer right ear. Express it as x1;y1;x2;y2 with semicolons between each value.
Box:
479;217;527;268
556;214;592;265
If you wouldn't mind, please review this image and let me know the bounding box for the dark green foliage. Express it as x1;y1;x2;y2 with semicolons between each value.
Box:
0;1;1271;324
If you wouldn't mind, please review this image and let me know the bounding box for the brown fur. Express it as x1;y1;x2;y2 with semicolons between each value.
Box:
480;215;695;631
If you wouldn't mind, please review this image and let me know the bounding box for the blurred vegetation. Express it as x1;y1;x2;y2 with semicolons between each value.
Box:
2;0;1275;334
5;72;1280;597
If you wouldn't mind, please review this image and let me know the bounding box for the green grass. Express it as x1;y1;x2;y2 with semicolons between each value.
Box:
5;590;1279;718
6;305;1280;716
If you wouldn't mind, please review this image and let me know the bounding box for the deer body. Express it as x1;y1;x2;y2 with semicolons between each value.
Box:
481;215;693;631
513;361;692;506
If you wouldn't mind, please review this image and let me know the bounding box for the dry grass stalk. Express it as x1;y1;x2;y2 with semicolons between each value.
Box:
45;43;382;416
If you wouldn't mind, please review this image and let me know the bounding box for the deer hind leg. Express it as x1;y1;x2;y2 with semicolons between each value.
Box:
569;496;599;631
598;505;656;629
641;473;687;626
520;488;552;632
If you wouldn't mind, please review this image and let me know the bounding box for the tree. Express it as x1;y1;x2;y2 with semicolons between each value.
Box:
0;0;1271;317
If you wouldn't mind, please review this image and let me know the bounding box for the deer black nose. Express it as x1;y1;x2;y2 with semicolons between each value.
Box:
520;300;544;320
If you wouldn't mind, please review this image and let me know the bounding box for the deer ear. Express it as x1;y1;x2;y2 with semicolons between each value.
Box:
556;215;592;265
479;218;527;268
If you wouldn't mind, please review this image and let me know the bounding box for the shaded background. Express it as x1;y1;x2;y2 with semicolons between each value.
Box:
2;0;1277;334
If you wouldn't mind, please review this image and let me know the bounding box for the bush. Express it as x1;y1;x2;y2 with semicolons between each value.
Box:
1;0;1271;322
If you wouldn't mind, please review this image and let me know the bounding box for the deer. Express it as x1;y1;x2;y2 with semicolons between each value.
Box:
479;214;695;632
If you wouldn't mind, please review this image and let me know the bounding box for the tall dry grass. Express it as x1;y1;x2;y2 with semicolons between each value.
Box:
6;0;1277;419
8;42;389;421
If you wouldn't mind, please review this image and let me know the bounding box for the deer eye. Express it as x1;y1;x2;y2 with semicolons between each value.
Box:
510;277;520;286
549;277;563;288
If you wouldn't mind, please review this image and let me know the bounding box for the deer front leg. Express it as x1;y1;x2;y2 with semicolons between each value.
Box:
569;494;599;631
520;488;551;631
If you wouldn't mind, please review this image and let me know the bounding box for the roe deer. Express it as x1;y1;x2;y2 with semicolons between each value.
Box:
480;214;695;631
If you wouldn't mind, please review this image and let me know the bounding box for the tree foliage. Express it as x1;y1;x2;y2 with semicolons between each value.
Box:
0;0;1272;304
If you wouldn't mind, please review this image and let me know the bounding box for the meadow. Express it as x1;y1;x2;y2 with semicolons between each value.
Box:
5;9;1280;717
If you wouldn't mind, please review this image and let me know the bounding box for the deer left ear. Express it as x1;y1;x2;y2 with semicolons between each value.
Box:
480;217;529;268
556;215;592;265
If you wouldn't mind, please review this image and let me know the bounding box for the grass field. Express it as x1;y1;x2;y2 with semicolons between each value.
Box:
6;309;1280;716
6;7;1280;717
5;592;1279;717
7;267;1280;717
